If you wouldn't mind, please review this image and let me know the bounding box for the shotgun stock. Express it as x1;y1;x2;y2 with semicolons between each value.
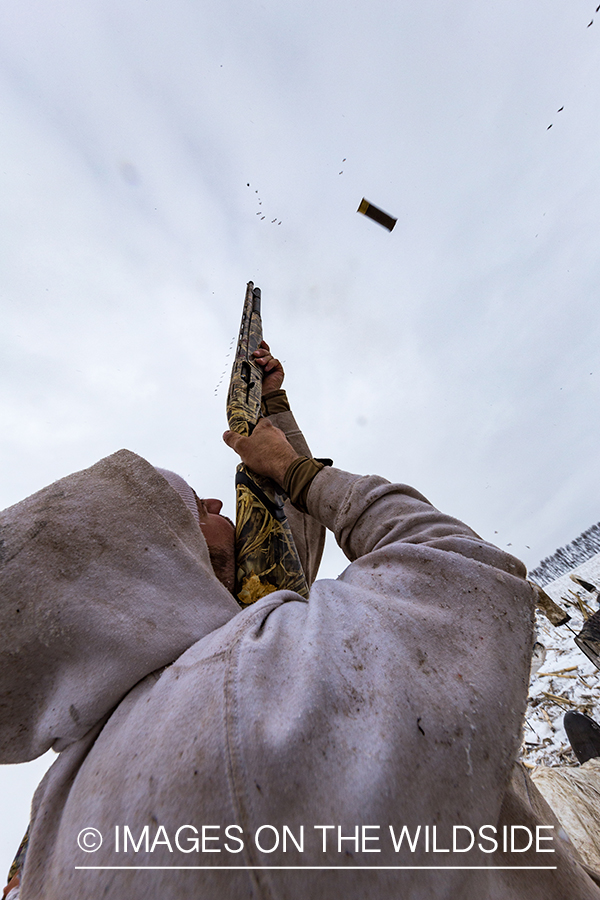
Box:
226;282;309;606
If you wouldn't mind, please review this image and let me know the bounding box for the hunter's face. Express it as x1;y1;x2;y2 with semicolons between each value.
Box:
196;498;236;594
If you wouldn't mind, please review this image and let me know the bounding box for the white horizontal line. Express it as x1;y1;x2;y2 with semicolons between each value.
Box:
75;866;557;871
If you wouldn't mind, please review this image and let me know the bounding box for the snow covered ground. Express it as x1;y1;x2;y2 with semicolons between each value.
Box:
522;554;600;768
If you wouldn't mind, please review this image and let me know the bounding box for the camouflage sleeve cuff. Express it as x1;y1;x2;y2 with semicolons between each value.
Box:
283;456;333;513
261;389;290;416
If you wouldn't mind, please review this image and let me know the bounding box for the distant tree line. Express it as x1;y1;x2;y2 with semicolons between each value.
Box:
529;521;600;586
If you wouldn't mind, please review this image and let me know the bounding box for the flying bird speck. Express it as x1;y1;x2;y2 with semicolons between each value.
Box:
557;106;564;112
547;124;553;129
588;19;594;26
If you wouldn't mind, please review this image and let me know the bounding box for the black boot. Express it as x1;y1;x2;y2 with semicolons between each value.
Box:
564;711;600;764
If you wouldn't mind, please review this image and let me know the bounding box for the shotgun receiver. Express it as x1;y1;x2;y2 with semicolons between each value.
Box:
227;282;309;606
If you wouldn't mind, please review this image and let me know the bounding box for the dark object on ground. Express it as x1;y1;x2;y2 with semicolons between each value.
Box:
575;608;600;670
570;574;598;595
357;198;397;232
564;711;600;764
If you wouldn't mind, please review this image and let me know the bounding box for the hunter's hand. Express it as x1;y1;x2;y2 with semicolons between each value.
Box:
223;418;299;485
253;341;284;395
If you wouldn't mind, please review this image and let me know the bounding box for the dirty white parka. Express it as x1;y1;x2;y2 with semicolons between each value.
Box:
2;423;599;899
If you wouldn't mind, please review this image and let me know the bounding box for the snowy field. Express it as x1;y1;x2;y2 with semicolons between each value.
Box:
523;555;600;767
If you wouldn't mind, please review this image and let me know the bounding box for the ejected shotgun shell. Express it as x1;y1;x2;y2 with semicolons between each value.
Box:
357;198;397;232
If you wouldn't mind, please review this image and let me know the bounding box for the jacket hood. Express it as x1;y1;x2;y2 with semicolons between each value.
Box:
0;449;240;763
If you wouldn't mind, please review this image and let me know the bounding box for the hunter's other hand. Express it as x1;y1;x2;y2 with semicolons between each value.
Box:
253;341;284;395
223;418;298;485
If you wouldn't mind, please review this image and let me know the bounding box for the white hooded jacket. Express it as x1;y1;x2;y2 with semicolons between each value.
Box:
2;438;599;898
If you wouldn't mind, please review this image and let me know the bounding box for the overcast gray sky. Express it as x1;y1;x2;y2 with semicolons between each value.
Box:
2;0;600;877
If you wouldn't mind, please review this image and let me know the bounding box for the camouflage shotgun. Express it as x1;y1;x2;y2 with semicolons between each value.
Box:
226;282;309;606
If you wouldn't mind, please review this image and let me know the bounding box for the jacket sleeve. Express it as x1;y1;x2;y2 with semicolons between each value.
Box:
306;466;526;577
263;404;326;588
228;466;537;875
